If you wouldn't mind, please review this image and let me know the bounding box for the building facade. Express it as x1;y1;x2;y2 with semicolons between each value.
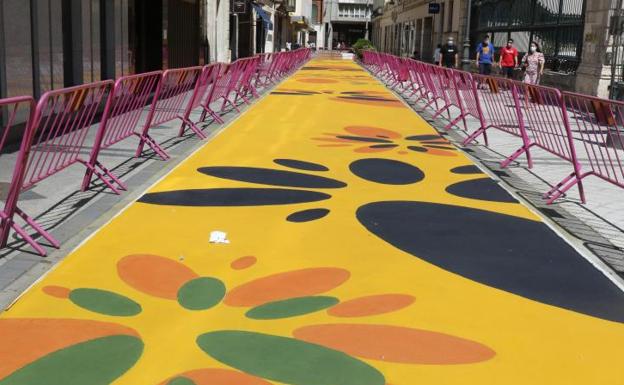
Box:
323;0;372;49
371;0;465;61
371;0;624;98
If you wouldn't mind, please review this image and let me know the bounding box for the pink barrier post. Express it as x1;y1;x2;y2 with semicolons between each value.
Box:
136;67;206;159
462;74;532;166
546;93;624;203
1;81;116;255
82;71;163;191
0;96;58;256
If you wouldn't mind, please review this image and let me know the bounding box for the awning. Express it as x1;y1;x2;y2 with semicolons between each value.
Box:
252;3;273;30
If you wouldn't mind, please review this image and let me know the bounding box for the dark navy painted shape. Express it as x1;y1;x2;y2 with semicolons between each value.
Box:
446;178;517;203
357;201;624;323
349;159;425;185
407;146;427;153
370;144;399;149
198;167;346;189
336;136;391;143
405;135;442;141
286;208;330;222
451;165;484;175
138;188;331;207
273;159;329;172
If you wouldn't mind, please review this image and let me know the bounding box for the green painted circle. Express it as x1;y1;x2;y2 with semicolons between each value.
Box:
166;377;196;385
177;277;226;310
196;330;385;385
246;296;339;319
69;288;141;316
0;335;143;385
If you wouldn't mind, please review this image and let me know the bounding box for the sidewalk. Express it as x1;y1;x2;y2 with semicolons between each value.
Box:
1;58;624;385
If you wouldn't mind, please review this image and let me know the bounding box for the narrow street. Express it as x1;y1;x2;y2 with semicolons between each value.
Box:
1;58;624;385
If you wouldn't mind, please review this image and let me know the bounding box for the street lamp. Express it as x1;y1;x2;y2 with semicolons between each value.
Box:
365;0;370;40
462;0;473;71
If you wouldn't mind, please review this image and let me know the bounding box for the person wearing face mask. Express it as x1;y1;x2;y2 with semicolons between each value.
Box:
521;41;545;85
475;35;494;76
499;38;519;79
440;36;459;68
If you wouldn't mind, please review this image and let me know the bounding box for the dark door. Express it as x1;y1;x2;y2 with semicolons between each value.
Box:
133;0;163;73
167;0;199;68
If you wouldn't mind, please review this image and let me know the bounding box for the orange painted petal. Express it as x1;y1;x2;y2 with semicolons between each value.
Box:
344;126;401;139
0;318;139;379
224;268;350;307
297;78;339;84
159;368;271;385
354;146;393;153
426;149;458;157
117;254;198;299
293;324;496;365
318;144;352;147
231;256;257;270
330;97;405;109
328;294;415;317
42;285;71;299
312;137;359;144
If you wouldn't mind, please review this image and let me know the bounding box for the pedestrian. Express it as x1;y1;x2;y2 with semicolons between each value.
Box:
412;50;419;60
286;41;291;51
521;41;545;85
433;44;442;65
499;38;519;79
475;35;494;76
440;36;459;69
337;42;342;50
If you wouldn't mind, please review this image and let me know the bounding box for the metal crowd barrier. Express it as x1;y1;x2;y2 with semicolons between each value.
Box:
0;48;312;255
361;50;624;205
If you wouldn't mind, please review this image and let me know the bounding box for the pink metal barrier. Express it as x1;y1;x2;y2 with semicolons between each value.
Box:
360;50;597;204
0;96;57;256
550;93;624;203
143;66;205;141
1;48;311;255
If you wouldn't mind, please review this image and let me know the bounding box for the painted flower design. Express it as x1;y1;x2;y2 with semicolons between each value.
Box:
0;254;495;385
314;126;457;156
136;159;624;326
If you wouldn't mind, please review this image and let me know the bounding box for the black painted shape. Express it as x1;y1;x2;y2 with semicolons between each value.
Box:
286;208;330;222
336;136;391;144
138;188;331;207
451;165;484;175
424;145;455;150
274;159;329;172
370;144;399;149
356;201;624;323
405;135;442;141
337;96;394;102
446;178;517;203
407;146;427;153
349;159;425;185
271;92;315;96
198;167;346;189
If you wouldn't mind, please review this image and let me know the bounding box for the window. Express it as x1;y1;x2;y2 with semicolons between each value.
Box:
2;0;34;97
82;0;101;84
447;0;454;32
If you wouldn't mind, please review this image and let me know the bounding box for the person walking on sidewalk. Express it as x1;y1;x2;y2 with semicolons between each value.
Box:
476;35;495;76
499;38;518;79
521;41;545;85
433;44;442;66
440;37;459;69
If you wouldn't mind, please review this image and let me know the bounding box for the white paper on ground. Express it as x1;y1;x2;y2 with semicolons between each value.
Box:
209;231;230;244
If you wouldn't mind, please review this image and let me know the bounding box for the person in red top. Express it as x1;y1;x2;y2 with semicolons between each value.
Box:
498;38;519;79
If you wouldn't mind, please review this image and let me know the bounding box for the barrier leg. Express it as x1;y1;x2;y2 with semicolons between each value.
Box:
178;116;208;139
545;173;586;204
135;132;170;160
201;103;225;124
500;142;534;169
